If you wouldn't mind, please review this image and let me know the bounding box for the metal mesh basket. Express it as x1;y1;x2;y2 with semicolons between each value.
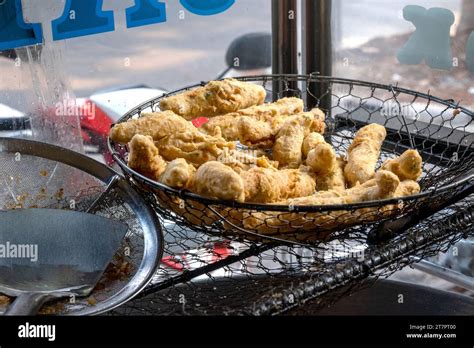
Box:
108;74;473;246
111;196;472;316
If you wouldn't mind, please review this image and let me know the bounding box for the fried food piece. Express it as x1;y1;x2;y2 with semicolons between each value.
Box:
328;157;347;191
395;180;421;197
302;132;326;158
303;132;346;191
110;111;191;144
242;171;408;235
155;129;235;167
344;123;387;187
240;166;316;203
159;79;266;120
111;110;235;166
289;170;400;205
159;158;196;189
283;167;317;200
128;135;167;181
307;143;346;191
192;161;245;202
154;159;220;227
237;117;276;148
306;143;335;174
200;97;305;143
238;99;318;148
273;109;326;168
217;148;278;173
381;149;423;181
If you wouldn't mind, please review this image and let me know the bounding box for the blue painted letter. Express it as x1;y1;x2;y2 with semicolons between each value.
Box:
126;0;166;28
52;0;114;41
0;0;42;50
397;5;454;70
180;0;235;16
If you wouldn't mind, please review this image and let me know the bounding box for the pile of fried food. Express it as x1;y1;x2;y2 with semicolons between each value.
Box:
110;78;423;238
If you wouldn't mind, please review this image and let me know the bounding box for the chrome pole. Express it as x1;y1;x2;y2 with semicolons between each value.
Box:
272;0;299;99
304;0;333;111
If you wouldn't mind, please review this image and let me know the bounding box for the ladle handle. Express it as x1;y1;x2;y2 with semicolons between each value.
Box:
5;293;54;316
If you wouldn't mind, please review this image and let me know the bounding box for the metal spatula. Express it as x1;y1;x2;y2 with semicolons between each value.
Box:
0;209;129;315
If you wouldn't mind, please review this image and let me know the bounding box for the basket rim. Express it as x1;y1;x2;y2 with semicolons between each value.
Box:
108;74;474;212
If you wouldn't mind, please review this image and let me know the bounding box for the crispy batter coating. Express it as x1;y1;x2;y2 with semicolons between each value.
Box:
111;110;235;166
242;171;408;235
127;135;167;181
306;143;335;175
302;132;326;158
192;161;245;202
159;158;196;189
344;123;387;187
307;143;346;191
289;170;399;205
200;97;305;143
240;166;316;203
273;109;325;168
159;79;266;120
217;148;278;173
237;117;276;148
381;149;423;181
155;159;218;226
155;129;235;167
110;111;190;144
395;180;421;197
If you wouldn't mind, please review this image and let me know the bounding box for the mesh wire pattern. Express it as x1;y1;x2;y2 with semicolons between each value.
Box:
109;74;473;246
112;197;472;316
0;146;159;315
105;75;473;315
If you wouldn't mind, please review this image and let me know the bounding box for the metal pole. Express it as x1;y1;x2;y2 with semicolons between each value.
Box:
272;0;298;99
304;0;333;111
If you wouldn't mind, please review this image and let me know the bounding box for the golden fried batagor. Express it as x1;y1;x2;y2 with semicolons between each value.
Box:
141;157;220;227
394;179;421;197
160;158;196;189
289;170;400;205
344;123;387;187
192;161;245;202
111;110;235;166
306;143;347;191
200;97;305;144
273;109;326;168
217;148;278;173
155;128;235;167
110;111;191;144
242;171;420;236
237;117;276;148
128;134;167;181
240;166;316;203
302;132;326;158
381;149;423;181
159;78;266;120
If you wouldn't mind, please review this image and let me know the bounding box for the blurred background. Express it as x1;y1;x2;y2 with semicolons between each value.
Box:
0;0;472;111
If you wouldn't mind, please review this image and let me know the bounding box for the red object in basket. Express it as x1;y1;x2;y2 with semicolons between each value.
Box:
192;117;209;128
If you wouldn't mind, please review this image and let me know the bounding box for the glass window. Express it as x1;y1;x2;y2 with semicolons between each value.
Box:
333;0;473;108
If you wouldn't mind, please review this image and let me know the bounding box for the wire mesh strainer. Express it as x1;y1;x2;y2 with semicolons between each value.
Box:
109;74;473;246
0;137;163;315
